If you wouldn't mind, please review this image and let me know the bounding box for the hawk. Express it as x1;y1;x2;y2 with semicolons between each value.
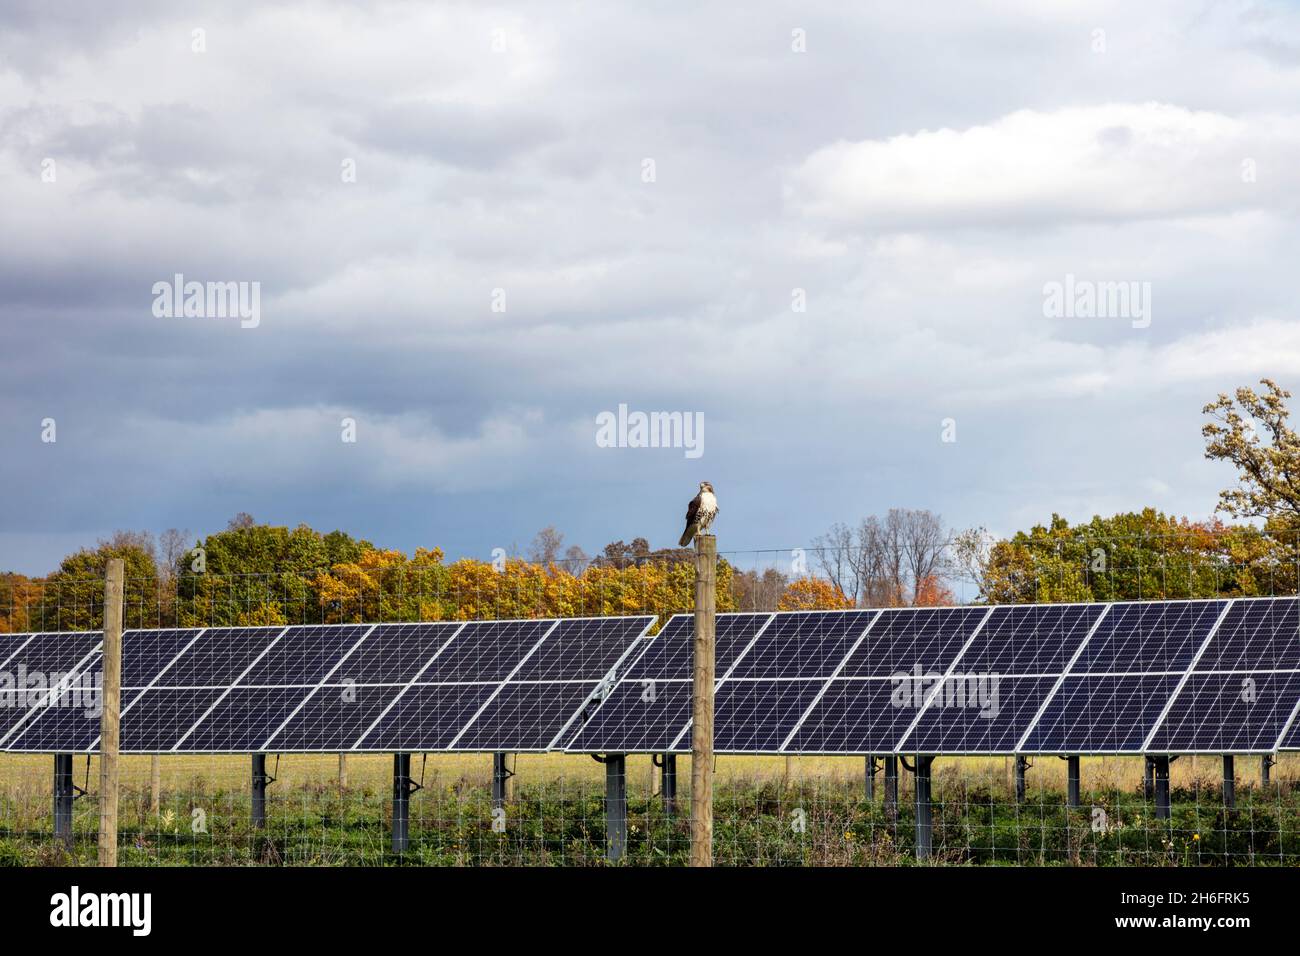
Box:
679;481;718;547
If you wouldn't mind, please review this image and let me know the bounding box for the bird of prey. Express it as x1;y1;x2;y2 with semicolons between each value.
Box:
679;481;718;547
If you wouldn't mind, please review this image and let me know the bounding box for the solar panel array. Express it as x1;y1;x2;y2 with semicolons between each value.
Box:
571;597;1300;756
0;617;654;754
3;597;1300;756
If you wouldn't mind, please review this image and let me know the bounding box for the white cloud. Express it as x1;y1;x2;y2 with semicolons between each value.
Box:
787;103;1300;228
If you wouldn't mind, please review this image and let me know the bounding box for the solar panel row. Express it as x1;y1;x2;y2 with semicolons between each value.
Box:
3;597;1299;756
0;617;654;753
569;598;1300;755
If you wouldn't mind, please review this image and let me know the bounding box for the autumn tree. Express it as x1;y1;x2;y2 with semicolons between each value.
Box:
175;522;372;626
0;572;42;633
38;532;161;629
778;577;854;611
1203;379;1300;522
971;511;1278;604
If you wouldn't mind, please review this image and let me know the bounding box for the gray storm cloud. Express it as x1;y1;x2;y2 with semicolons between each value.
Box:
3;1;1300;574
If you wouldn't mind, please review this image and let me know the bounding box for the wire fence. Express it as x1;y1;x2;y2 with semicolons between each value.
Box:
2;535;1299;866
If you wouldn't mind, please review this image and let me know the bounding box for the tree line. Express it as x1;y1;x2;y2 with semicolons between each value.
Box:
3;379;1298;629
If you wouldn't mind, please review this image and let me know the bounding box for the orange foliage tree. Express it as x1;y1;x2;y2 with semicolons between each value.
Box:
778;577;854;611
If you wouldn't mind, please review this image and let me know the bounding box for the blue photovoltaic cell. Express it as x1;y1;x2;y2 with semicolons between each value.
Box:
422;620;554;681
121;688;228;752
356;683;499;751
566;680;693;753
1147;671;1300;752
900;675;1060;753
240;624;372;685
263;683;408;751
511;616;652;681
0;632;35;668
1074;600;1226;673
155;627;285;686
784;680;916;753
330;622;461;684
957;605;1103;674
4;631;101;676
5;665;106;752
1282;706;1300;750
726;611;875;679
0;644;103;748
7;704;99;751
622;613;773;681
173;686;316;751
714;679;825;752
121;628;205;687
837;607;988;678
1022;674;1183;753
1195;598;1300;672
454;682;598;751
10;631;201;751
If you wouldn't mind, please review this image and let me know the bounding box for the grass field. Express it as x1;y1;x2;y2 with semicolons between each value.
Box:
2;753;1297;866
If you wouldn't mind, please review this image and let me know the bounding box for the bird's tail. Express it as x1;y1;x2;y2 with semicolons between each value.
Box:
679;527;694;548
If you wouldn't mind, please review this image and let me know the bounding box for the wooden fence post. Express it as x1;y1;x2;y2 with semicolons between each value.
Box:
691;533;716;867
338;753;348;790
97;558;124;867
150;756;160;813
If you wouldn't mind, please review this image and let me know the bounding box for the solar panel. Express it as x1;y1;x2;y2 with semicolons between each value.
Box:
422;619;555;681
355;683;500;751
714;679;826;753
451;616;652;751
239;624;373;685
122;687;230;752
0;631;37;669
836;607;988;677
783;679;917;754
1281;699;1300;750
565;679;694;753
0;633;103;748
1194;598;1300;671
1020;674;1183;753
956;604;1103;674
260;623;466;751
4;654;106;752
121;628;207;687
1075;600;1228;673
2;630;102;677
454;681;603;751
513;617;652;681
900;675;1060;753
265;683;409;751
620;613;775;682
152;626;286;686
1146;670;1300;753
726;610;876;679
174;686;319;752
564;613;773;753
331;622;463;684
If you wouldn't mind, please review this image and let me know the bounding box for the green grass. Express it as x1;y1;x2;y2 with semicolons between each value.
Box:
2;754;1297;866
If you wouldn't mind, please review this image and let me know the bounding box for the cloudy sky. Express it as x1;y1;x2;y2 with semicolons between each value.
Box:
3;1;1300;576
